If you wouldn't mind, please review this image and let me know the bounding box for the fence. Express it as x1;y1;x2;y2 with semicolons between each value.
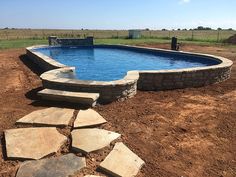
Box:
0;29;235;43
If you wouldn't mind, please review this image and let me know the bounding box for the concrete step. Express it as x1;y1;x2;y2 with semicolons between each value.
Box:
37;89;99;107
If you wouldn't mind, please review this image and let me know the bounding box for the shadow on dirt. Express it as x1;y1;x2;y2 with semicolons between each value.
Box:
20;54;89;110
19;54;44;76
1;136;8;161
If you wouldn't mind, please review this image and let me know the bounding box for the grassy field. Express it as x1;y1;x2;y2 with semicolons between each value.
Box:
95;38;233;45
1;29;236;41
0;39;47;49
1;38;236;50
0;29;235;49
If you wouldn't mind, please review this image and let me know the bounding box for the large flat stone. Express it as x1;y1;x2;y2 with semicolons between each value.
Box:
71;128;120;153
5;128;67;160
74;109;107;128
16;107;74;127
16;153;86;177
99;142;145;177
38;89;99;107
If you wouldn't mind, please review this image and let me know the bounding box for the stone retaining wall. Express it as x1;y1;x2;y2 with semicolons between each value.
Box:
48;36;94;46
39;68;139;103
26;46;66;71
98;45;232;91
26;45;233;103
138;67;231;91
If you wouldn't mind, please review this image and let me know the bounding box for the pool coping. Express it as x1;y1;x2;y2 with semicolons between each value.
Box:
26;44;233;102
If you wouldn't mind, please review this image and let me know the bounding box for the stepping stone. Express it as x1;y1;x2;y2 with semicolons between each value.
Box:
16;107;74;127
71;128;120;153
5;128;67;160
38;89;99;107
74;109;107;128
16;153;86;177
99;142;145;177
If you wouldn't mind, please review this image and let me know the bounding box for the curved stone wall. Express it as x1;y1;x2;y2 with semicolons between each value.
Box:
26;45;233;103
40;68;139;103
137;55;232;91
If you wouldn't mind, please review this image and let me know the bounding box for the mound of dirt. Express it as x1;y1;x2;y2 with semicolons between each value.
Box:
224;34;236;44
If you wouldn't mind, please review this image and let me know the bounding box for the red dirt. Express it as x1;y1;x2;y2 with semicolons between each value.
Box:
0;44;235;177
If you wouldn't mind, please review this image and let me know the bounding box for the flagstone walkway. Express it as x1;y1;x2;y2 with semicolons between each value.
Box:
4;107;145;177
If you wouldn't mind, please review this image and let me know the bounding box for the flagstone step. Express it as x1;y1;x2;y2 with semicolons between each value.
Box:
5;127;67;160
71;128;120;153
99;142;145;177
74;109;107;128
16;154;86;177
37;89;99;107
16;107;74;127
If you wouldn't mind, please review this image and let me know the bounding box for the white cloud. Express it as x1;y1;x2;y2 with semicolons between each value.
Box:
179;0;191;4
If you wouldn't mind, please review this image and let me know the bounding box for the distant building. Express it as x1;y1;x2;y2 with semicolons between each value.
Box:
128;30;141;39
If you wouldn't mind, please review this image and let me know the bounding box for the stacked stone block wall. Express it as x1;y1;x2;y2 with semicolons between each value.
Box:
138;67;231;91
26;45;233;103
42;79;137;103
48;36;94;46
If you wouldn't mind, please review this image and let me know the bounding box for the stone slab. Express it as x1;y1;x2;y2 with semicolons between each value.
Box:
99;142;145;177
71;128;120;153
16;107;74;127
16;153;86;177
5;128;67;160
37;89;99;107
74;109;107;128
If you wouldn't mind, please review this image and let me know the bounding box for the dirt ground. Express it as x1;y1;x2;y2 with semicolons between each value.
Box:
0;44;235;177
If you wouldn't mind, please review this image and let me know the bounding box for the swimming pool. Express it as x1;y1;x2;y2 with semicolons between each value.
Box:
34;46;220;81
27;45;232;103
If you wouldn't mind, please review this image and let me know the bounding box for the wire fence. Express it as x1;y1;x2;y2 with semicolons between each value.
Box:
0;29;235;43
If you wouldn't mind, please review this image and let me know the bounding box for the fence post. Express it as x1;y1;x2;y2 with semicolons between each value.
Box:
217;30;220;42
42;30;45;39
5;31;9;40
191;30;194;41
171;37;178;50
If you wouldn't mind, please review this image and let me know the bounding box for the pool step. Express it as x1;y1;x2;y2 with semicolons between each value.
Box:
37;89;99;107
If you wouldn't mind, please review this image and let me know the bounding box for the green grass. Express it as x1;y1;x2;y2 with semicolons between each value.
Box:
95;38;231;46
0;29;235;49
1;29;235;41
0;39;47;49
95;38;169;45
0;38;235;50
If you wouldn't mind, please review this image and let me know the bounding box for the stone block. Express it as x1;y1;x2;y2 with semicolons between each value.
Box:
99;142;145;177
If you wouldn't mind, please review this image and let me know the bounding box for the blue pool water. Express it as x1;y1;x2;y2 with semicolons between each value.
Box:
35;46;220;81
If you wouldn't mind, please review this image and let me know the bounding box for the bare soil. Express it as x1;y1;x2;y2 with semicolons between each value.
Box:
0;44;235;177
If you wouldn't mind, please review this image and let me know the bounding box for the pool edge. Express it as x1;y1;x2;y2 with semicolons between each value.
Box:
26;45;233;103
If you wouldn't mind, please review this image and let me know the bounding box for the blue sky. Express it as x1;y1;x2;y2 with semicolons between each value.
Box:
0;0;235;29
